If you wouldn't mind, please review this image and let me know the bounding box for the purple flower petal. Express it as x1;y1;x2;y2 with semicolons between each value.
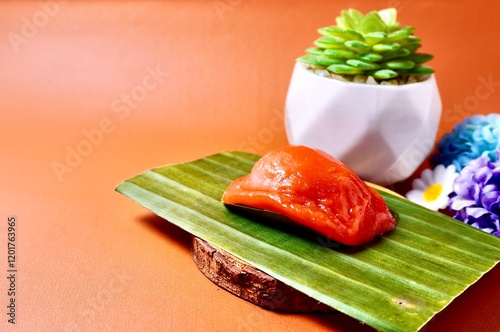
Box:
450;197;475;210
464;207;489;219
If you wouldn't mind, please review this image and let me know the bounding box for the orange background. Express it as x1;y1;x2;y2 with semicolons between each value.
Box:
1;1;499;331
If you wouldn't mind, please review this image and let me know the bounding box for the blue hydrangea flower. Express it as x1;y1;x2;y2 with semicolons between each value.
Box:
449;153;500;237
432;114;500;171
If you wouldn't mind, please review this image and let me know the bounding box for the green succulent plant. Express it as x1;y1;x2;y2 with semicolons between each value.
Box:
297;8;434;81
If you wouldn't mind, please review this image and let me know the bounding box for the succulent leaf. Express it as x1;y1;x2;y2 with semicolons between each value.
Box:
386;28;413;42
314;37;345;49
372;43;400;52
364;32;387;45
317;27;332;36
296;55;320;65
345;40;371;53
385;60;415;69
399;36;422;46
360;11;388;34
372;69;399;79
327;64;363;75
342;9;364;30
298;8;434;81
346;59;381;70
356;53;383;62
348;8;364;22
319;27;364;41
297;55;344;67
324;48;356;59
404;53;434;64
337;10;357;30
405;66;435;74
380;48;411;61
377;8;397;28
315;56;345;66
306;47;324;56
402;43;422;53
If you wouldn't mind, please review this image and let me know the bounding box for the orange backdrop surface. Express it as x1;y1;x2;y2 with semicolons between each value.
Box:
1;1;499;331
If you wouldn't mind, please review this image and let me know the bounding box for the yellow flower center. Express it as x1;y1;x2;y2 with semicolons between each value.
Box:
423;184;443;202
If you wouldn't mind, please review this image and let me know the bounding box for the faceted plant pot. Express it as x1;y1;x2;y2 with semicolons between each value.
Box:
285;62;442;185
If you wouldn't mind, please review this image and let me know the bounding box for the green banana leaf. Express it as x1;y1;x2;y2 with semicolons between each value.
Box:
116;151;500;332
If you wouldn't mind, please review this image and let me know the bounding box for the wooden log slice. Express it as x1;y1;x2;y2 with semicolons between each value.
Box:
191;236;334;313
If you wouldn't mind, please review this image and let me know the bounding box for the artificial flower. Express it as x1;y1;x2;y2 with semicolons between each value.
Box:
406;164;458;211
432;114;500;171
449;153;500;237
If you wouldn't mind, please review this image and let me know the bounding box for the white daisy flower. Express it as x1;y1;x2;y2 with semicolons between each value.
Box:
406;164;458;211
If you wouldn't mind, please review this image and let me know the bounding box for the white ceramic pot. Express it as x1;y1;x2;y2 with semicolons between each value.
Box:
285;62;442;185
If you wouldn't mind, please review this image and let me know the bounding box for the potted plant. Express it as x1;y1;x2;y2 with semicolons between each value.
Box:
285;8;441;185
